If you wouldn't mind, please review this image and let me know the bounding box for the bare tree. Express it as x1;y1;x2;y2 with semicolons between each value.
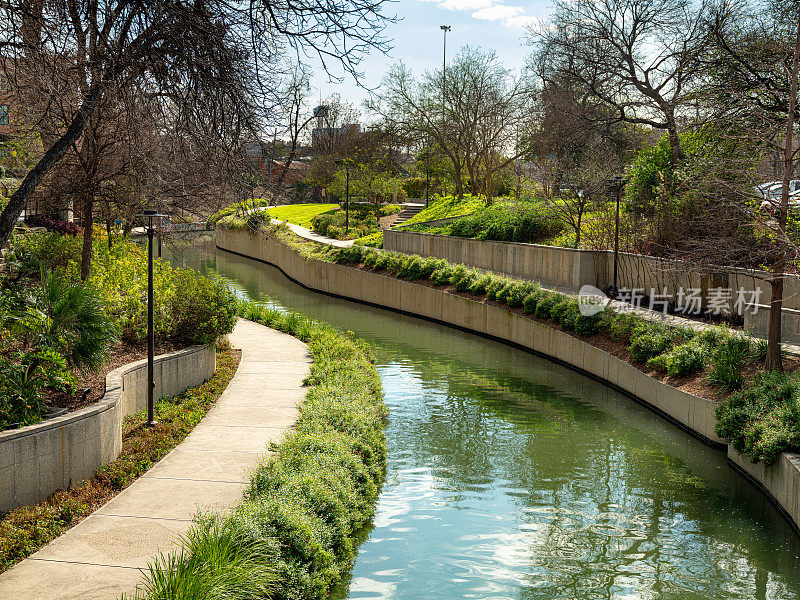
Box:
0;0;395;249
703;0;800;370
370;47;528;201
271;62;314;199
530;0;710;168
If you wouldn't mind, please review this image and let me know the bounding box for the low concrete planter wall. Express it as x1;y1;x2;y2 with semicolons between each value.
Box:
0;345;215;513
384;230;800;329
217;227;800;533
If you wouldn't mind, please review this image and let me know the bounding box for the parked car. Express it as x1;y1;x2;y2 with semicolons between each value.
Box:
759;188;800;215
755;180;800;200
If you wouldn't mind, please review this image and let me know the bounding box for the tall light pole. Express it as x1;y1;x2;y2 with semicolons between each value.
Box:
136;209;166;427
440;25;451;198
606;176;626;298
440;25;451;111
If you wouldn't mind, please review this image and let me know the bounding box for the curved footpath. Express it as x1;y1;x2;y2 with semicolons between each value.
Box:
0;319;311;600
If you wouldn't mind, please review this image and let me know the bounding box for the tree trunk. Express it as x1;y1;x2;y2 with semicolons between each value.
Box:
765;10;800;371
0;86;101;250
106;218;113;249
575;212;582;249
667;125;683;168
80;196;93;281
452;163;464;199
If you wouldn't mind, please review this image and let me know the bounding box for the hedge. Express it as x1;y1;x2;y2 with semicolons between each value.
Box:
133;304;387;600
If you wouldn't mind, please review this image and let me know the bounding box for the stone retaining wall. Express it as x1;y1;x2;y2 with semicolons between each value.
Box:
0;345;216;513
217;227;800;534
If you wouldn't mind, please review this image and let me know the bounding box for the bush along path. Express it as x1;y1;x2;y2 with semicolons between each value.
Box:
0;318;317;600
131;304;388;600
0;346;240;575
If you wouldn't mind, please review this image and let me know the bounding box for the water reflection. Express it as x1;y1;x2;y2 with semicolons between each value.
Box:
164;237;800;600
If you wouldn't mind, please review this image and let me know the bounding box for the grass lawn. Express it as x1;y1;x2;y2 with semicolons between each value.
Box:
265;203;339;228
398;194;485;228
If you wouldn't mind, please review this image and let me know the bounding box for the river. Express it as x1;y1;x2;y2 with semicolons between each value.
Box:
163;234;800;600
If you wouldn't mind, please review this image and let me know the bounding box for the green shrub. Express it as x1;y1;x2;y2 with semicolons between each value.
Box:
558;301;581;331
385;253;408;276
8;231;81;277
311;208;380;241
333;246;366;264
647;338;706;377
522;290;545;314
372;253;389;271
447;265;468;286
485;276;509;301
454;270;478;292
708;333;751;390
431;264;455;286
629;323;689;363
362;249;379;268
574;310;609;336
534;292;561;319
353;231;383;248
0;348;75;429
207;199;271;229
171;271;238;346
468;273;493;295
495;282;516;304
507;283;538;307
447;201;562;243
550;299;572;322
419;258;443;280
716;372;800;465
609;313;646;343
398;256;426;280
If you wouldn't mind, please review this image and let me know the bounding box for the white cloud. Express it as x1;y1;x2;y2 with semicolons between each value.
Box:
439;0;494;9
419;0;537;29
472;4;524;22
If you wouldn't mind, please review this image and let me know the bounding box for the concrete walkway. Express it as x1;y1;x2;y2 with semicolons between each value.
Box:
0;319;311;600
270;218;355;248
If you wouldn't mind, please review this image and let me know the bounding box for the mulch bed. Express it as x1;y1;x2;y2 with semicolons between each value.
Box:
43;340;187;413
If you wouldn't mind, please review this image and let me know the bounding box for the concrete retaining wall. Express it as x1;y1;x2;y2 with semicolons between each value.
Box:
384;230;800;333
0;345;216;513
217;227;800;534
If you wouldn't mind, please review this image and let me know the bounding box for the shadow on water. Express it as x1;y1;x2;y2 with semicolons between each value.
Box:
164;238;800;600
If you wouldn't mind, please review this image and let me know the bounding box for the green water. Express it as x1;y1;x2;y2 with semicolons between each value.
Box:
166;235;800;599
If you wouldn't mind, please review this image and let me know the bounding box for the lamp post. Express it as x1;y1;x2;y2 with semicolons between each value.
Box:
440;25;450;95
606;177;626;297
136;209;166;427
335;158;350;235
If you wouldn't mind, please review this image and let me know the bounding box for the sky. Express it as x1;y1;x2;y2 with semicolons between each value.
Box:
307;0;553;117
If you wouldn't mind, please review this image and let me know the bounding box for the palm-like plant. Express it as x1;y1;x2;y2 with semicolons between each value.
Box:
15;270;118;372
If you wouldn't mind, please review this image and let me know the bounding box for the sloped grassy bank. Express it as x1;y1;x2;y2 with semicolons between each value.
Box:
133;304;387;600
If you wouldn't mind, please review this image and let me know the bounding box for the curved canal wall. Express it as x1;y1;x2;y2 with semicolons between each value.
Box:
216;227;800;534
0;345;216;513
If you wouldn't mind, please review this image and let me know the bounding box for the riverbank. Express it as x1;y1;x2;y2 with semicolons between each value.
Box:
216;226;800;536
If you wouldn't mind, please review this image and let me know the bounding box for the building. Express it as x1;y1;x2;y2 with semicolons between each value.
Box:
310;105;361;151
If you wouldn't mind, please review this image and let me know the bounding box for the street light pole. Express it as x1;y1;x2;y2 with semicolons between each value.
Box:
607;176;626;297
345;164;350;235
137;209;166;427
